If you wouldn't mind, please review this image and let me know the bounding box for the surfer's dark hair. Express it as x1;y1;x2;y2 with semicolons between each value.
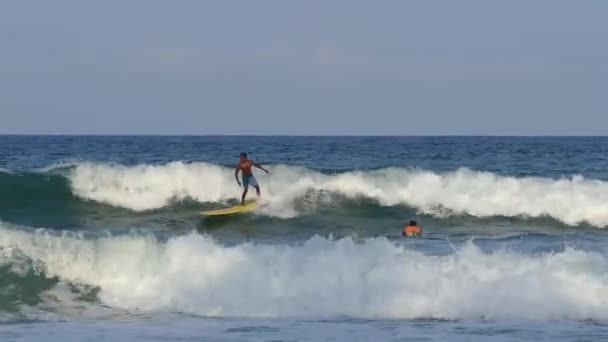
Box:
409;220;417;226
240;152;247;158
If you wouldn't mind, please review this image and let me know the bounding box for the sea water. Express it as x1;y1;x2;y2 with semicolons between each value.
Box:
1;135;608;341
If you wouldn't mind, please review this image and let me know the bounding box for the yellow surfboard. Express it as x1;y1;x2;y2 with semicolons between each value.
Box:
200;201;258;216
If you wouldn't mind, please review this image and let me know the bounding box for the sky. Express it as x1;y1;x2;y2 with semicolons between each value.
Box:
1;1;607;135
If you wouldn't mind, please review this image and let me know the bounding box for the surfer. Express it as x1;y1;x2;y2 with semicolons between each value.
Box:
403;220;422;237
235;152;269;205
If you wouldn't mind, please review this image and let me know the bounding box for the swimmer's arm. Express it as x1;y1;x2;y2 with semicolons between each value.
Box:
253;162;270;174
234;165;241;186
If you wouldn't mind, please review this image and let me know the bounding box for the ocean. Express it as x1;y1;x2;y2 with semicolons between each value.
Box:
1;135;608;341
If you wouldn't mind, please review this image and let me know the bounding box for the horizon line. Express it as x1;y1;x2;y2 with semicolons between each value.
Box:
1;133;608;138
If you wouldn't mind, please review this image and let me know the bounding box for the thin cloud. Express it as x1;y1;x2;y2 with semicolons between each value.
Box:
131;47;225;66
312;44;374;69
130;44;377;72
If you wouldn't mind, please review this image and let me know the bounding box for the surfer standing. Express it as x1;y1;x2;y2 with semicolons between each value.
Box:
235;152;269;205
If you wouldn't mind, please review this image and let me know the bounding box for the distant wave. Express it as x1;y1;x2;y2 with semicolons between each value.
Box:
64;161;608;227
2;224;608;320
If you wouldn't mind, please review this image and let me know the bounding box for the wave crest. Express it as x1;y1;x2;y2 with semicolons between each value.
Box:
2;226;608;320
68;162;608;226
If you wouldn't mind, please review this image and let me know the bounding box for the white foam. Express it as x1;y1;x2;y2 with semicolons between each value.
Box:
68;162;608;226
0;245;34;277
68;161;237;211
2;226;608;320
35;161;80;174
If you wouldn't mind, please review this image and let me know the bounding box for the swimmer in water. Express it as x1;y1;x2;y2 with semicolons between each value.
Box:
403;220;422;237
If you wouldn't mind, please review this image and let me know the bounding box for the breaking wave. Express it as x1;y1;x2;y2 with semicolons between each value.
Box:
66;162;608;226
1;225;608;320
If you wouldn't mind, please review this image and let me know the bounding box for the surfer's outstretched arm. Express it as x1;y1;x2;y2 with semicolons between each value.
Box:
234;166;242;186
253;162;270;174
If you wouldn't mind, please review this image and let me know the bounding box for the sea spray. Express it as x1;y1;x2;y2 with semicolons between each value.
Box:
68;162;608;226
2;225;608;320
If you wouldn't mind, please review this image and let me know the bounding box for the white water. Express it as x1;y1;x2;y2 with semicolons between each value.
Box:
2;225;608;320
67;162;608;226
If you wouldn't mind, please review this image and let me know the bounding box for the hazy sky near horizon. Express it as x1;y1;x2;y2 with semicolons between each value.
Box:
1;1;607;135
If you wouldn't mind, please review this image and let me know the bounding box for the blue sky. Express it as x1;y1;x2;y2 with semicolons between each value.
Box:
1;1;607;135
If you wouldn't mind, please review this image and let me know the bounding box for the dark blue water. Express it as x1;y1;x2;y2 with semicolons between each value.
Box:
1;135;608;341
2;135;608;177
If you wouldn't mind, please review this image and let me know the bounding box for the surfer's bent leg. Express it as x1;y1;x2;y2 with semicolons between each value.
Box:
249;176;260;197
